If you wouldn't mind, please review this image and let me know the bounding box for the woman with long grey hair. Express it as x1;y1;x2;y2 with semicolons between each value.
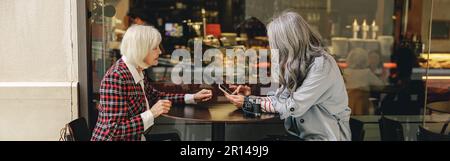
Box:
225;11;351;141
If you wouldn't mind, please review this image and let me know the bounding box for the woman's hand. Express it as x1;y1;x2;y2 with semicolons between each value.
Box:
194;89;213;103
225;94;245;108
150;100;172;118
229;85;252;96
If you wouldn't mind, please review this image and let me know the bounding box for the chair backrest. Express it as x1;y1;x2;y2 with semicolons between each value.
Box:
350;118;365;141
68;117;92;141
379;116;405;141
417;122;450;141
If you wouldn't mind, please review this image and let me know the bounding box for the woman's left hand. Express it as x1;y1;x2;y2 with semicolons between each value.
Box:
194;89;213;103
229;85;252;96
225;94;245;108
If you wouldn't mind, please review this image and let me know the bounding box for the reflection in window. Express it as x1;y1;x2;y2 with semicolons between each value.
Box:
87;0;448;140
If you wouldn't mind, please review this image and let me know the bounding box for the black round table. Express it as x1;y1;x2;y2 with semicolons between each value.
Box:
162;103;278;141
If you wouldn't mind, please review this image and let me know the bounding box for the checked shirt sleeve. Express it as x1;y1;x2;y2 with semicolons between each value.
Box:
144;77;186;104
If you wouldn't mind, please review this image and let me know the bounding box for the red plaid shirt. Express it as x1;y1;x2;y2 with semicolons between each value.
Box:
91;59;185;141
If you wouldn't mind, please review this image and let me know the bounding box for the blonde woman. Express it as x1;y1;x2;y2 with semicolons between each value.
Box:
91;25;212;141
225;12;351;141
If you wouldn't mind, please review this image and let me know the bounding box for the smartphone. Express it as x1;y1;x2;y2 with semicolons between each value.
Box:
218;84;233;95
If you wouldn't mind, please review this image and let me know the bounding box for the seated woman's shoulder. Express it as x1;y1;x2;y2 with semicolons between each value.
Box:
102;61;131;81
311;53;333;72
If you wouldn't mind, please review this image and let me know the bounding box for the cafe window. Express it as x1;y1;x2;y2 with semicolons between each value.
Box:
423;0;450;141
85;0;448;141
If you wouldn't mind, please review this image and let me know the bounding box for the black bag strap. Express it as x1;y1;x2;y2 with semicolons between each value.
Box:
440;120;449;135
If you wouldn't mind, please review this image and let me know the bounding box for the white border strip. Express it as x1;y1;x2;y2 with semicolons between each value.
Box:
0;82;73;87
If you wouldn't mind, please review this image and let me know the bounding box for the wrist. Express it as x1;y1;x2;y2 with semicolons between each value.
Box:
149;109;157;117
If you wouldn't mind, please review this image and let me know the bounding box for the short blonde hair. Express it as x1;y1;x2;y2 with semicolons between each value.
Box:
120;25;161;68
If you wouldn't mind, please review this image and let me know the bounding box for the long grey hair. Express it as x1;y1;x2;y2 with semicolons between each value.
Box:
267;11;328;95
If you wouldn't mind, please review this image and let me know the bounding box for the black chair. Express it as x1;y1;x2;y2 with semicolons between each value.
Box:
67;117;92;141
417;121;450;141
379;116;405;141
350;118;365;141
67;117;181;141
